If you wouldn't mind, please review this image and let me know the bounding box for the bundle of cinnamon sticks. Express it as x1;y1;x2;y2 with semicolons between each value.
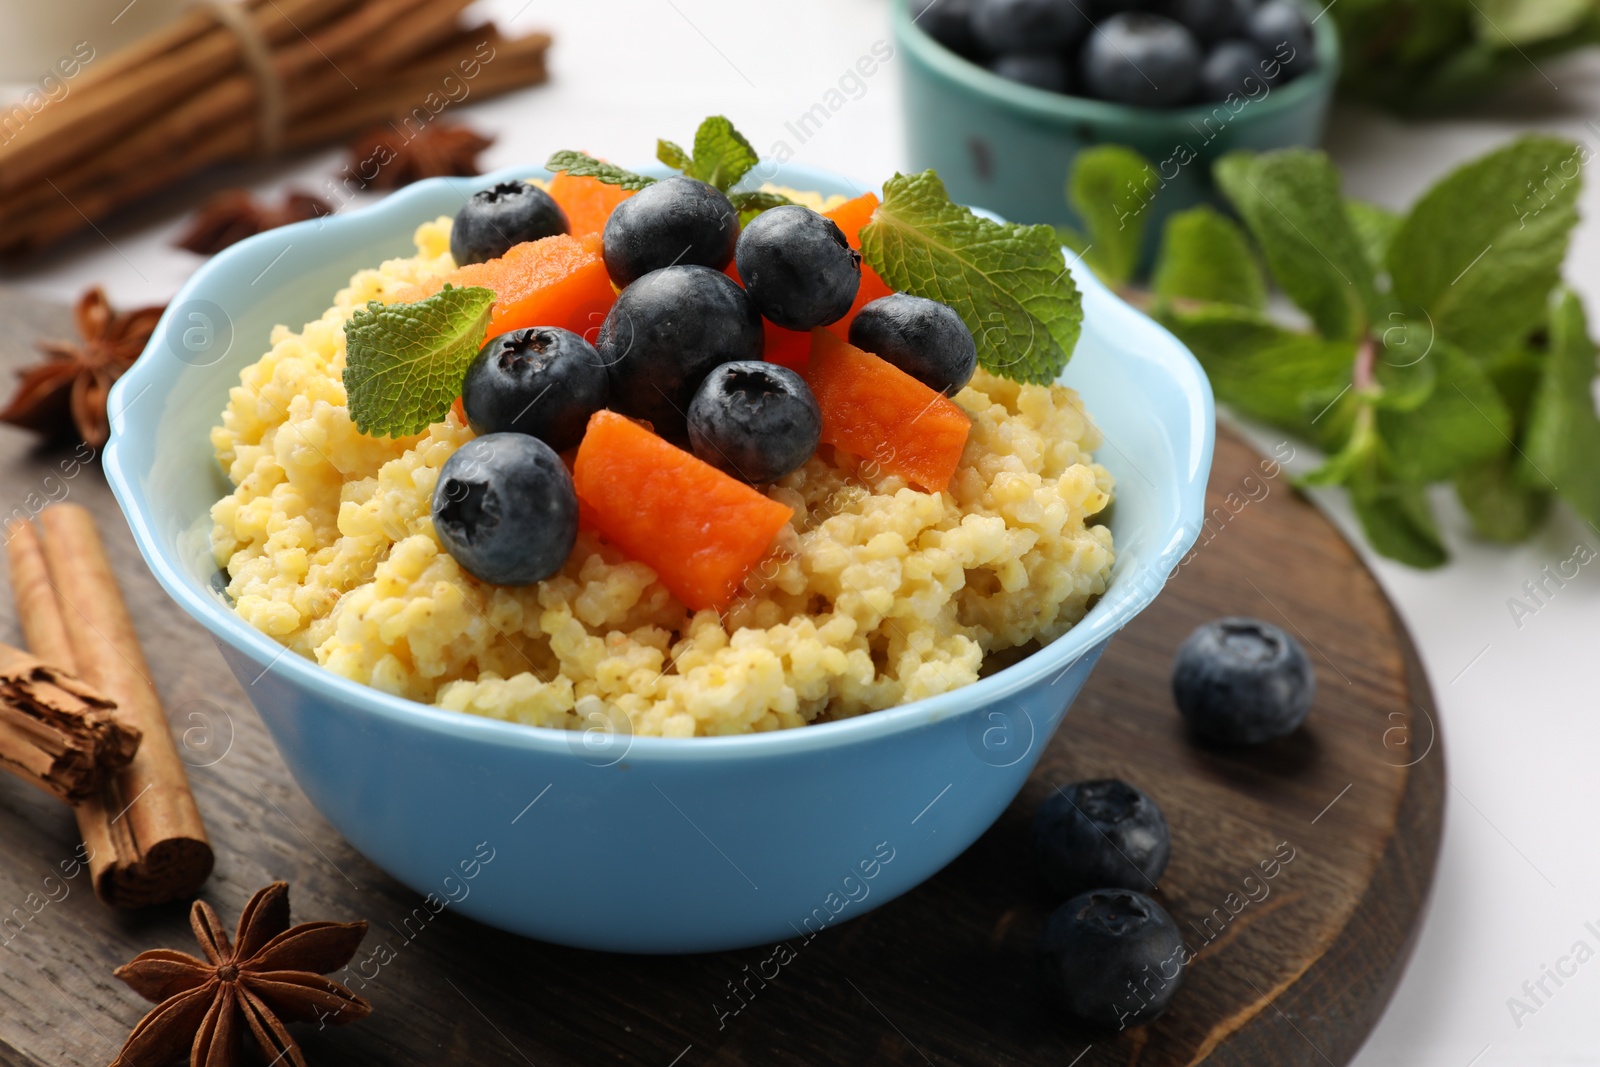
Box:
0;0;551;255
3;506;212;907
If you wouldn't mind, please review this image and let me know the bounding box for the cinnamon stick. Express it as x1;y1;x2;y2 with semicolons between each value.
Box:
7;507;213;906
0;642;138;804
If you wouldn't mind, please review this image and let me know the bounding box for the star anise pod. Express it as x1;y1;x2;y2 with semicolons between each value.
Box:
0;287;164;448
345;121;496;190
111;882;371;1067
175;189;333;255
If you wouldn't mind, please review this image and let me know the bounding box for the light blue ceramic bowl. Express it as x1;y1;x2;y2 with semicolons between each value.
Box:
103;162;1213;953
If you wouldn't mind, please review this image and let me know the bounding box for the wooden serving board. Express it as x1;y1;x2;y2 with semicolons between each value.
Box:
0;290;1441;1067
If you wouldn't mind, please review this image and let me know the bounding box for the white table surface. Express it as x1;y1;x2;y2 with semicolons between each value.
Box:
5;2;1600;1063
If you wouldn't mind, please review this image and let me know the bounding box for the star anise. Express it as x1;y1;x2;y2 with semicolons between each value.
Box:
345;121;496;190
175;189;333;255
0;287;164;448
111;882;371;1067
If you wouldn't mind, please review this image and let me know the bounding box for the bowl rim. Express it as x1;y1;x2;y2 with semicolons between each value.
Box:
103;161;1214;763
891;0;1341;129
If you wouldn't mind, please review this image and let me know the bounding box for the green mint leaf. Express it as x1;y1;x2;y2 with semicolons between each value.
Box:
544;150;656;191
1483;342;1546;428
1151;205;1266;311
1351;466;1448;568
656;139;694;173
1214;149;1377;340
1345;199;1402;273
1376;340;1511;482
1305;410;1448;566
1157;305;1352;440
1455;453;1551;543
342;285;495;438
689;116;758;192
1387;135;1581;356
1066;145;1157;286
1520;288;1600;527
860;170;1082;385
729;190;794;226
1370;342;1437;411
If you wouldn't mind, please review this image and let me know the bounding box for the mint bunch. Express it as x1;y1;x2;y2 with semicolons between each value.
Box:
1071;137;1597;567
547;116;792;221
343;285;494;438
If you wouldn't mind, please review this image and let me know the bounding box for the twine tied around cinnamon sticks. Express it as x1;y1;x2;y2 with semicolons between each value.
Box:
197;0;289;157
5;506;213;907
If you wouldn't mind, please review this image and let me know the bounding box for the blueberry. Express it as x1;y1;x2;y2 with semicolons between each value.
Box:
602;176;739;288
1246;0;1315;80
451;181;569;266
687;361;822;483
1172;617;1315;745
596;265;764;436
1033;779;1171;899
848;294;977;395
988;51;1072;92
972;0;1091;52
911;0;985;57
461;327;609;452
1199;39;1270;99
432;433;577;586
1081;13;1202;107
1161;0;1253;44
734;205;861;331
1039;889;1187;1030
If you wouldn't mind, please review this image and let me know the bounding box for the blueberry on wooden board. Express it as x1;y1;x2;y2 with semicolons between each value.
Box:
1033;778;1171;899
1172;616;1315;744
1039;889;1187;1029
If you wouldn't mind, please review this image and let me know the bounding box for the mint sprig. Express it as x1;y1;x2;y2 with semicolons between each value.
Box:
1090;134;1594;567
343;285;494;438
543;150;656;191
860;170;1082;385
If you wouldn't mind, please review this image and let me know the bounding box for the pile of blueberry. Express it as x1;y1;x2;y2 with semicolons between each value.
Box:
430;175;978;588
914;0;1317;107
1029;617;1314;1028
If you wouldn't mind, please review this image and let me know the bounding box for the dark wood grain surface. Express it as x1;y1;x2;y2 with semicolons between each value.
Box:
0;288;1442;1066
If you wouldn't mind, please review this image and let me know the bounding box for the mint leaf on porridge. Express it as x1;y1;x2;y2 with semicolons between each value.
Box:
1214;149;1376;341
688;116;759;191
1066;144;1158;286
342;284;494;438
1151;206;1265;311
543;150;656;191
860;169;1082;385
729;189;795;225
655;139;694;174
1386;135;1580;357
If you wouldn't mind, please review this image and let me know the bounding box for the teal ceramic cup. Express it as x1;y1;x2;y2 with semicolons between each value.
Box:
894;0;1339;249
104;163;1213;953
